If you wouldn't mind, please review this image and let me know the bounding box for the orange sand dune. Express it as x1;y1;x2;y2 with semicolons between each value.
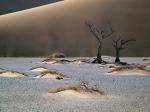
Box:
0;0;149;57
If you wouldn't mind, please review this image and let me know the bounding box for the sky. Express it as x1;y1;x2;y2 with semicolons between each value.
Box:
0;0;62;15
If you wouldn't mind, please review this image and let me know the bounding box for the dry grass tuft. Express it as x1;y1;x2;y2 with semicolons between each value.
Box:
107;64;150;76
48;85;78;93
36;70;68;80
108;65;148;73
49;81;104;95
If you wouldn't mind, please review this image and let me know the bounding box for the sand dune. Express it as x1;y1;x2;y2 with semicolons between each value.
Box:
0;71;25;77
0;0;150;57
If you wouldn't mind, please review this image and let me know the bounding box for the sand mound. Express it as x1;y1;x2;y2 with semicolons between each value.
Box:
48;84;103;98
0;71;25;77
107;64;122;69
51;53;66;58
71;59;91;64
107;66;150;76
30;66;49;72
42;58;92;64
35;70;67;80
42;58;72;64
52;90;101;98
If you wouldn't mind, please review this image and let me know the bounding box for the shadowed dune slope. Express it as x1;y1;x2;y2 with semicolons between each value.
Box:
0;0;150;57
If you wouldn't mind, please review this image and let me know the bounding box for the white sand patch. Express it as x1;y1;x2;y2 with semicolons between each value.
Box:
30;67;48;72
72;60;84;64
0;71;25;77
71;58;92;64
42;61;57;64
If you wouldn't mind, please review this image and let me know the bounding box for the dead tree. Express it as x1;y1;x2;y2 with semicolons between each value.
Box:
86;21;114;64
112;37;136;63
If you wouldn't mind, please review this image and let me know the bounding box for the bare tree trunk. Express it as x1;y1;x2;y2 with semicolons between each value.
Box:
115;49;120;63
112;38;136;64
85;21;114;64
92;44;103;63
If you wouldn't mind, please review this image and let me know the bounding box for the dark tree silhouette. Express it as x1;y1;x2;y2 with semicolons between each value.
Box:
112;37;136;63
86;21;114;64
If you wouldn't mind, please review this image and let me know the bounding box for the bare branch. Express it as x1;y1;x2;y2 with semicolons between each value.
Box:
103;22;115;39
121;39;136;46
112;37;136;63
120;39;136;50
85;21;101;43
85;20;114;64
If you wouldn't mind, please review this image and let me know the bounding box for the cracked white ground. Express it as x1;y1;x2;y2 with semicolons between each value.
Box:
0;57;150;112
